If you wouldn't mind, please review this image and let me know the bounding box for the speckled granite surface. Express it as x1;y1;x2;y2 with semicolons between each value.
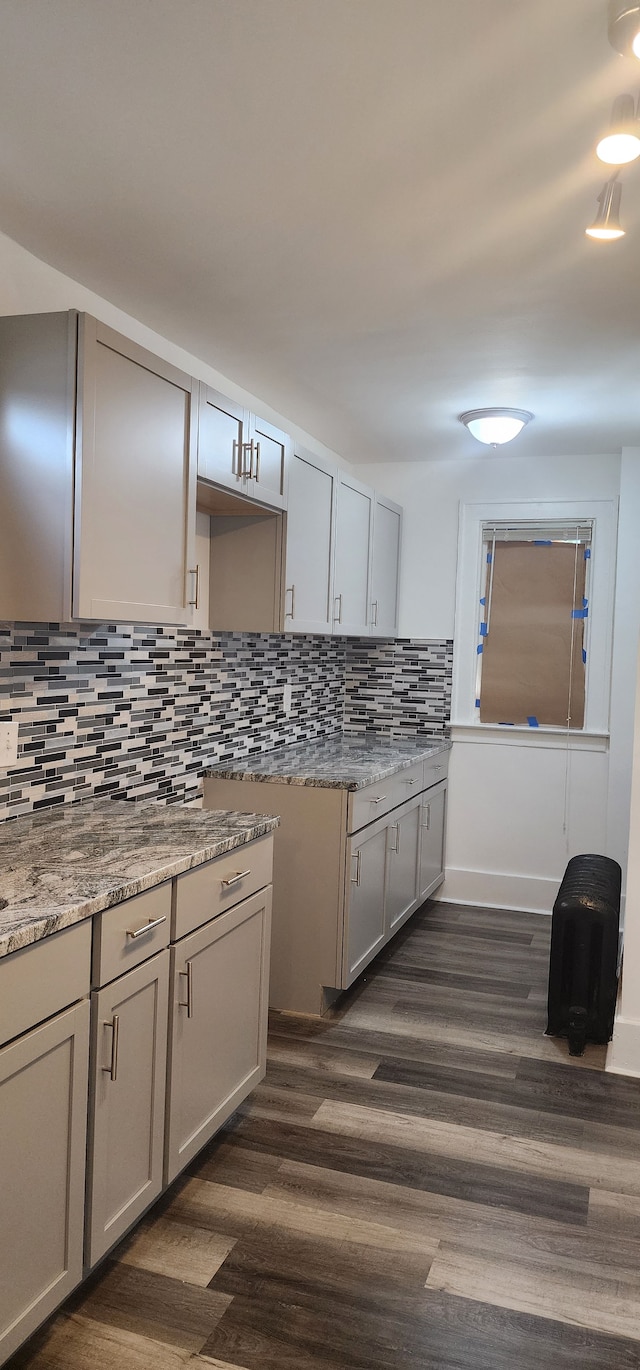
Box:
205;734;451;790
0;799;278;958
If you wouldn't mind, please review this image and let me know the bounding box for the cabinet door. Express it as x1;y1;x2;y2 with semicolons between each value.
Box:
74;316;197;624
333;474;374;635
284;449;337;633
343;824;387;987
418;782;447;902
0;1000;89;1365
165;887;271;1184
386;799;420;935
371;495;402;637
246;414;290;511
198;384;247;495
85;951;169;1269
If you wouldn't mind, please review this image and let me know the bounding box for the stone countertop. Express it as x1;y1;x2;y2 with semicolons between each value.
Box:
0;799;279;959
205;733;451;790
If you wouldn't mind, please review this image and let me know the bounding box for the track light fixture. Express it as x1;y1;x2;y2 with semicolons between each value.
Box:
608;1;640;58
459;409;534;447
585;177;626;238
597;93;640;162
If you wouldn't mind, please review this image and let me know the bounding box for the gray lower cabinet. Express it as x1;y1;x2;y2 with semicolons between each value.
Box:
165;886;272;1184
418;781;447;903
345;824;388;984
386;797;421;936
0;998;90;1365
85;950;170;1269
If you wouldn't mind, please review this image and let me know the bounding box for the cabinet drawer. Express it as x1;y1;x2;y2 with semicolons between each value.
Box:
423;752;449;790
0;921;91;1049
92;883;171;988
348;761;423;834
172;835;273;941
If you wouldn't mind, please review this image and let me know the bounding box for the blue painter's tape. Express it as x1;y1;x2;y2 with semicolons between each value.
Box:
475;698;481;708
582;649;587;664
480;622;488;636
583;596;588;608
480;596;486;606
572;609;588;619
585;548;591;559
527;716;539;728
477;644;484;655
487;553;492;564
534;539;552;545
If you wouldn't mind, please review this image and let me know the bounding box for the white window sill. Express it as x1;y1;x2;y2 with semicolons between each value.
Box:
450;722;610;752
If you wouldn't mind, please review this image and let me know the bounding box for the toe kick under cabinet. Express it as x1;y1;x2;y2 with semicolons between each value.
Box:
204;756;447;1017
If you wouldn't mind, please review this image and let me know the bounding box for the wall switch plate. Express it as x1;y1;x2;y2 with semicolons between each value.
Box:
283;683;293;717
0;721;19;769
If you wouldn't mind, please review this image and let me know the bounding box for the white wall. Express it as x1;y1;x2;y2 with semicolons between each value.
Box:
358;452;630;915
0;229;351;475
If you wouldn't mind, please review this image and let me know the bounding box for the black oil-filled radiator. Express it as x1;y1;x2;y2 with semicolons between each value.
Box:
546;853;621;1057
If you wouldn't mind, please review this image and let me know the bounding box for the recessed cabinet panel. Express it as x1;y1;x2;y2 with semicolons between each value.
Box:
371;497;401;637
419;781;446;902
198;386;246;494
386;799;421;934
247;415;290;510
75;318;196;623
86;952;169;1268
0;1000;89;1365
166;888;271;1183
284;451;336;633
344;824;387;986
333;475;373;635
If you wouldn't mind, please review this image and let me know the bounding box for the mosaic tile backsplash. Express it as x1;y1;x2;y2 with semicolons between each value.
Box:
0;625;452;820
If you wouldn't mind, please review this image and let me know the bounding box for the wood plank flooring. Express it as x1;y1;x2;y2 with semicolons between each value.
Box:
9;900;640;1369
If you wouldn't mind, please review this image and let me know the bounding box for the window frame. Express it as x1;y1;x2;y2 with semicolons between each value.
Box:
451;499;618;740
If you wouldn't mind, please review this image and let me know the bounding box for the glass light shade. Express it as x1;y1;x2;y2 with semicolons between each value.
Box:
459;409;533;446
585;179;625;240
608;2;640;57
633;28;640;54
596;130;640;164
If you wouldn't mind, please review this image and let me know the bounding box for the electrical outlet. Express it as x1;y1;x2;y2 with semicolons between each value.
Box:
0;721;19;769
283;682;293;717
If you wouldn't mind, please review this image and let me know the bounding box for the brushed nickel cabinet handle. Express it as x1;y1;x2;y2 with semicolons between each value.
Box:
371;600;378;626
103;1014;120;1082
188;566;200;608
333;593;342;624
241;440;254;479
421;803;431;831
406;777;418;786
126;914;167;940
285;585;296;619
232;438;242;478
254;440;261;481
371;794;387;804
178;961;194;1017
351;849;362;886
221;869;251;888
390;821;400;853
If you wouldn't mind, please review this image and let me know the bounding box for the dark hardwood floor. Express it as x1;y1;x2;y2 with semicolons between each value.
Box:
11;900;640;1369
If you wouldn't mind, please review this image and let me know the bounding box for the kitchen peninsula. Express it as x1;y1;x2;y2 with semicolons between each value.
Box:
204;733;451;1015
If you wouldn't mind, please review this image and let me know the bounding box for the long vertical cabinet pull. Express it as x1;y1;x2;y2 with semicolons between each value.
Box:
351;849;362;886
421;803;431;832
285;585;296;619
334;593;343;625
102;1014;120;1082
178;961;194;1018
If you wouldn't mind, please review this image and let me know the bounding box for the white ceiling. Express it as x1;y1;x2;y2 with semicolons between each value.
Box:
0;0;637;462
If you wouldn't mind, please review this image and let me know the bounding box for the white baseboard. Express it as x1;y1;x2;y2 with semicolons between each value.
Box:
439;867;558;915
606;1015;640;1077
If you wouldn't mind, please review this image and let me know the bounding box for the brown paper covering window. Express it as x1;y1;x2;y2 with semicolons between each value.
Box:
479;541;586;729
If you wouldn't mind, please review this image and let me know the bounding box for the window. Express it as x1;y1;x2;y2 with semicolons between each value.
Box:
476;523;592;729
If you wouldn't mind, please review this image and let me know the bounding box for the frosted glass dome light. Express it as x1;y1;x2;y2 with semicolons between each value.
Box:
596;94;640;165
459;408;534;446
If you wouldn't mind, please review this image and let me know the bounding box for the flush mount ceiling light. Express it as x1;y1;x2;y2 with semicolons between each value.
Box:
585;177;626;237
597;93;640;162
459;409;534;447
608;1;640;58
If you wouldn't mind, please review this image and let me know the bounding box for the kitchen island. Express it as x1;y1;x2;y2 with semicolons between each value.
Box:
205;732;451;1015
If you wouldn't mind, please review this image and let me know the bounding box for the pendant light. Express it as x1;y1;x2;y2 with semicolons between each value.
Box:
596;93;640;164
608;1;640;58
585;178;626;238
459;409;534;446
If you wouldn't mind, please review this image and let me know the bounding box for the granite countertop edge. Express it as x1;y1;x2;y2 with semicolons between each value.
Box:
204;737;452;790
0;809;279;960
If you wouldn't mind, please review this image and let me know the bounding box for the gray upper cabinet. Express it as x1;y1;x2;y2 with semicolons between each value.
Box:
371;494;402;638
0;311;197;625
284;448;337;634
333;472;374;636
197;383;290;511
